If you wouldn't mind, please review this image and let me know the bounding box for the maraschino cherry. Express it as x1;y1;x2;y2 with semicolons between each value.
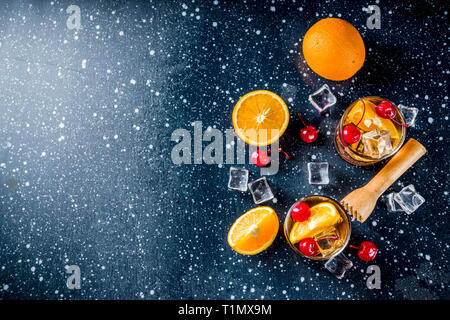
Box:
299;238;319;256
349;241;378;261
291;202;311;222
341;98;366;145
298;114;318;143
298;235;340;256
251;149;290;167
375;101;408;127
342;125;361;144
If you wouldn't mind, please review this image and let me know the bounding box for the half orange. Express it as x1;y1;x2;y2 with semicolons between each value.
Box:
227;206;279;255
232;90;290;146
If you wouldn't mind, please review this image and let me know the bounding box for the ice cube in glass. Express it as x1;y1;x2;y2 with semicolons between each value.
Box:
393;184;425;214
313;226;340;257
308;84;336;113
324;253;353;279
248;177;274;204
228;167;249;192
398;104;418;127
361;129;393;158
307;162;329;185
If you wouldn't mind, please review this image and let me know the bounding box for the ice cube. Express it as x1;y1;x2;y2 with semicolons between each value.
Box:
382;192;404;212
248;177;274;204
308;84;337;114
361;129;393;158
324;253;353;279
307;162;329;185
399;104;418;127
228;167;249;192
393;184;425;214
313;226;340;257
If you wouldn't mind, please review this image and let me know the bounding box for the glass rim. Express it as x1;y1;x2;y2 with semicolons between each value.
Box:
337;96;407;162
283;195;352;261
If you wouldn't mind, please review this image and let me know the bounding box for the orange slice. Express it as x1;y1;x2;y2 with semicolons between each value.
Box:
227;206;279;255
232;90;290;146
289;202;342;244
347;99;399;139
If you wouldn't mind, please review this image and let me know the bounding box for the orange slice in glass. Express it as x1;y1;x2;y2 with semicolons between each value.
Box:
227;206;279;255
289;202;342;244
347;99;399;139
232;90;290;146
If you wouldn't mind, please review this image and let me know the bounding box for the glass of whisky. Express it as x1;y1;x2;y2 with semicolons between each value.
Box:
334;97;407;166
283;195;351;261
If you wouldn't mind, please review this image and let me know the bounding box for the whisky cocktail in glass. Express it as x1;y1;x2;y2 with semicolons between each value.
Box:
334;97;407;166
284;195;351;261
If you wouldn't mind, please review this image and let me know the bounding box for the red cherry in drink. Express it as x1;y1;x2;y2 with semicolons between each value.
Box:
375;101;396;119
251;149;270;167
291;202;311;222
349;241;378;261
300;126;318;143
298;238;319;256
342;125;361;144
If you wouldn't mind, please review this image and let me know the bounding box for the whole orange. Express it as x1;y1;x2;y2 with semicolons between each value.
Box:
302;18;365;81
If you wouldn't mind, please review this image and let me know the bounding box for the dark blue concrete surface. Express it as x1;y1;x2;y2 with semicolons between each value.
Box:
0;0;448;299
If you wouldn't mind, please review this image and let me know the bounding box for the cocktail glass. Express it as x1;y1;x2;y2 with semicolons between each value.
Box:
334;97;407;166
284;195;353;279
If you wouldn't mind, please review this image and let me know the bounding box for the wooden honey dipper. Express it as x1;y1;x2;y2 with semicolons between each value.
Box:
341;138;427;222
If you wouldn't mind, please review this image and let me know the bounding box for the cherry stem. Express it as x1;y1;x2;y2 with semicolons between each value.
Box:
349;245;360;250
297;113;307;127
316;235;339;242
267;148;290;159
390;115;408;127
356;98;366;127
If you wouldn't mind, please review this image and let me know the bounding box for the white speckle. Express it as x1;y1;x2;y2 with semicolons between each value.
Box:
270;6;276;12
149;49;155;56
3;284;9;290
130;79;136;85
212;22;217;27
59;123;65;128
41;152;46;157
31;266;36;272
119;31;124;36
428;117;434;124
425;255;431;261
81;59;87;69
255;30;261;35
